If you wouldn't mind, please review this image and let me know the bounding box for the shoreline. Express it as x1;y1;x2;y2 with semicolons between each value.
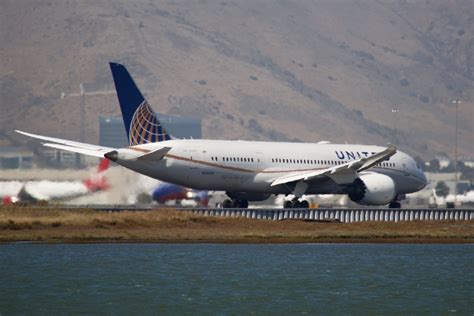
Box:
1;206;473;244
3;238;473;245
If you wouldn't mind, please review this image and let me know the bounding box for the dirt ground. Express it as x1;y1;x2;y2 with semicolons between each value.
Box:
0;206;473;243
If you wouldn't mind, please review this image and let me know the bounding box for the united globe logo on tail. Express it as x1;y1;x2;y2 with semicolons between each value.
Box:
109;62;173;145
129;100;171;145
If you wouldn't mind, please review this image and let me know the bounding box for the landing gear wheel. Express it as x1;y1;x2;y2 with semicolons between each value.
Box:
222;199;232;208
389;202;401;209
300;200;309;208
231;199;240;208
283;200;293;208
238;199;249;208
291;200;301;208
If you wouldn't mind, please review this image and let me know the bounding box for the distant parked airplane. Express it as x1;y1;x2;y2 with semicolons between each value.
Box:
152;182;209;206
16;63;427;208
1;159;110;205
430;188;474;208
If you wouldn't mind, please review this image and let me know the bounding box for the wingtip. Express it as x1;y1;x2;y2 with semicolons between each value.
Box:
387;143;397;151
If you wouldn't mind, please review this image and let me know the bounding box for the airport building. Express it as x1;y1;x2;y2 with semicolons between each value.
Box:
0;147;34;169
99;115;202;147
41;148;82;167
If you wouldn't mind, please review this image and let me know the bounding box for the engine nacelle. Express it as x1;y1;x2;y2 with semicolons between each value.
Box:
348;173;396;205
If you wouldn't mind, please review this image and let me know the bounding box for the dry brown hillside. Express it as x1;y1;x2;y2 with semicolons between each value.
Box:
1;0;473;159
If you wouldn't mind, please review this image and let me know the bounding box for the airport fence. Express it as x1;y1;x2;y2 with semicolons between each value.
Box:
191;208;474;223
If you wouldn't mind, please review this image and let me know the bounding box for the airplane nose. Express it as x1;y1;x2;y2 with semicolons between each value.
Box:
419;171;428;189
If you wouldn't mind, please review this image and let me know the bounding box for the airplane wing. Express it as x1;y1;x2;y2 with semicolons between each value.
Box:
16;130;115;151
42;143;111;158
270;145;397;187
16;130;115;158
16;130;170;161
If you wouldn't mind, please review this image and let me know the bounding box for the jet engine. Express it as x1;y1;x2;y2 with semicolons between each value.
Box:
347;173;396;205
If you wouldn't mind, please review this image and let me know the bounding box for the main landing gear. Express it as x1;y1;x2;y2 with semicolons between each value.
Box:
388;194;404;209
222;198;249;208
388;201;401;209
283;198;309;209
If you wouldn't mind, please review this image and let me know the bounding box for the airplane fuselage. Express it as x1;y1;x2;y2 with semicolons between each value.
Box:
116;139;427;196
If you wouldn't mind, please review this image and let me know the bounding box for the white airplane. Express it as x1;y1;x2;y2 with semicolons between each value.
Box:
16;63;427;209
1;159;109;204
430;188;474;208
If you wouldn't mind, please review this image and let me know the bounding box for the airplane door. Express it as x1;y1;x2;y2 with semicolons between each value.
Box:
188;149;200;170
401;157;411;175
181;149;202;187
256;152;265;165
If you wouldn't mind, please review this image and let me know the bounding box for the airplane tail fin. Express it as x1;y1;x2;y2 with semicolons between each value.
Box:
97;158;110;173
109;62;172;145
83;159;110;192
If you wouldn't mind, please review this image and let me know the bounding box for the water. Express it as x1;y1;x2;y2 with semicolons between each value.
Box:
0;244;472;315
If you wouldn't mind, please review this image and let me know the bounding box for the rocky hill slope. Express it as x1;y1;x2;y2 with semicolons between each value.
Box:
1;0;473;159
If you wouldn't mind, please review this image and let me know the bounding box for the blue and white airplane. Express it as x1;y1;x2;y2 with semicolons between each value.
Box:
152;182;209;206
17;63;427;208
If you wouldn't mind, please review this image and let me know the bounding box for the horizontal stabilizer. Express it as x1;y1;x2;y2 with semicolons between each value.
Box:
104;146;171;162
